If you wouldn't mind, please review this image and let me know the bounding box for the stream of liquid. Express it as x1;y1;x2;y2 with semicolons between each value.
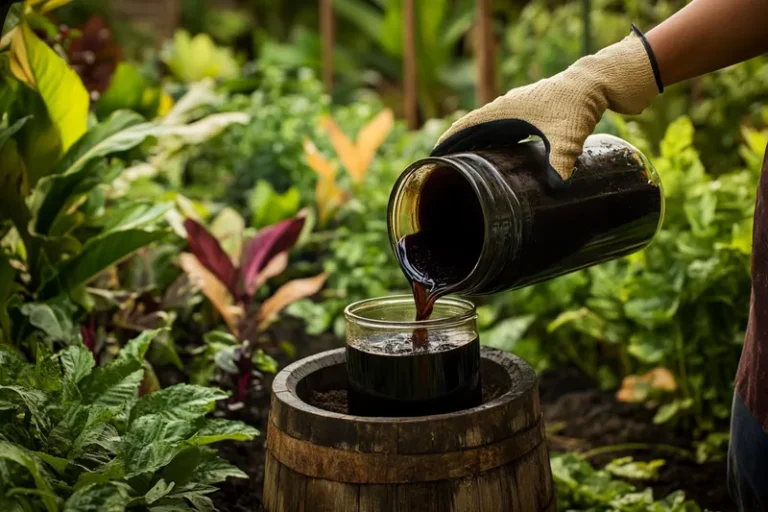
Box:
395;166;485;348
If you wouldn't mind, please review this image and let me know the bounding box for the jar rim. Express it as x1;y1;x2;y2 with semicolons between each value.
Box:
344;295;477;330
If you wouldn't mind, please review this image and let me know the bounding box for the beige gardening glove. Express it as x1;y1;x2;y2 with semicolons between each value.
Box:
433;26;663;185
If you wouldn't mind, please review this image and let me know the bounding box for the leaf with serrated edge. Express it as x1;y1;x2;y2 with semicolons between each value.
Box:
193;419;258;445
129;384;228;425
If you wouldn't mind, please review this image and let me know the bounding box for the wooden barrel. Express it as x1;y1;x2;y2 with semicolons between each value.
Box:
264;347;554;511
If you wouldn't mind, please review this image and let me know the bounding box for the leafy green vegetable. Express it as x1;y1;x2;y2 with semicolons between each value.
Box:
0;332;256;511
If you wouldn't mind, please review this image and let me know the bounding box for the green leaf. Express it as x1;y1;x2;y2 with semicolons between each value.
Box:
188;451;247;484
481;315;536;351
58;345;95;385
10;23;89;178
0;115;31;150
38;228;167;299
0;385;51;432
95;63;149;119
120;415;196;478
18;300;77;344
129;384;228;425
0;441;57;512
161;30;240;83
47;110;147;178
193;419;258;445
145;479;175;504
64;482;131;512
79;330;156;409
32;452;69;476
604;456;664;480
100;203;171;234
249;181;301;228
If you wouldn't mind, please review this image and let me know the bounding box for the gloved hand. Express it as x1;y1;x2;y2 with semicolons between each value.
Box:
433;26;663;184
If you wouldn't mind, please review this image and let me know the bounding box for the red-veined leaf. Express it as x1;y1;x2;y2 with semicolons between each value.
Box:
184;218;239;297
179;253;243;333
240;216;305;299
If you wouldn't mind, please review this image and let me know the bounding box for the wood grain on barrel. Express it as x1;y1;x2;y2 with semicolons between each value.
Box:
264;347;554;512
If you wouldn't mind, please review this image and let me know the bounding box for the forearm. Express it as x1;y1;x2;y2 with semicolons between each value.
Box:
646;0;768;87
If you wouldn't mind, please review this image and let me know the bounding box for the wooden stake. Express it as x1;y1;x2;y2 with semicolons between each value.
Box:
320;0;334;91
476;0;496;105
403;0;418;130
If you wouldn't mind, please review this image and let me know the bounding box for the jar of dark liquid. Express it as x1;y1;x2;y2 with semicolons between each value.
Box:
345;296;481;417
388;134;664;299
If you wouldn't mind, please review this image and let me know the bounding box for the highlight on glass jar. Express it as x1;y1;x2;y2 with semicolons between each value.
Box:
344;295;482;417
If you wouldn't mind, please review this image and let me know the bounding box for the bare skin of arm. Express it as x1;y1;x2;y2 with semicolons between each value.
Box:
647;0;768;87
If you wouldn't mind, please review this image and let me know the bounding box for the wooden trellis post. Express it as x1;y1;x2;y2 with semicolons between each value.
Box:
320;0;334;91
403;0;418;129
476;0;496;105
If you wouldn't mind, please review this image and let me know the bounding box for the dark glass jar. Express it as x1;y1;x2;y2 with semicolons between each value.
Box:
388;134;664;296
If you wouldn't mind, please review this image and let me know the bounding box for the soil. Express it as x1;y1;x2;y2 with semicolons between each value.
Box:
540;366;734;511
164;322;731;512
308;380;507;415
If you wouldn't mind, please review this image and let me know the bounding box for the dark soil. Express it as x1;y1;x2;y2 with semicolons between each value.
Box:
540;366;734;511
308;380;507;415
175;322;732;512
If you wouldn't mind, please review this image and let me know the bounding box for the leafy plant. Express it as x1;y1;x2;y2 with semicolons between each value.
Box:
552;454;701;511
0;330;257;511
179;211;327;398
161;30;240;84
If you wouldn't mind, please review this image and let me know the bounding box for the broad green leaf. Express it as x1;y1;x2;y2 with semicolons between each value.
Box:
79;330;156;409
101;203;171;234
604;456;664;481
129;384;228;425
481;315;536;351
188;451;247;484
120;415;197;478
47;110;146;178
249;181;300;229
162;30;239;83
0;441;57;512
48;404;115;460
58;345;95;385
10;23;88;174
145;479;175;504
63;482;131;512
209;207;245;261
18;301;76;343
95;63;150;120
31;159;120;236
32;452;69;476
0;385;51;432
660;117;695;159
38;228;167;299
193;419;258;445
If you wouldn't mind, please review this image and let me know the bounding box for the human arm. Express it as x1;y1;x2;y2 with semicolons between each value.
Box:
435;0;768;183
647;0;768;86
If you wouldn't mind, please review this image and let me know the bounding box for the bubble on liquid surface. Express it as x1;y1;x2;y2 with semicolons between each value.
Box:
352;332;475;356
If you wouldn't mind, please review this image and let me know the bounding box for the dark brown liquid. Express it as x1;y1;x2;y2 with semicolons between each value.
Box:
346;333;482;416
396;143;663;315
396;166;485;345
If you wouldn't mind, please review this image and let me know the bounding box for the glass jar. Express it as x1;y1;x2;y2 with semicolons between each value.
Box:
388;134;664;297
345;295;481;417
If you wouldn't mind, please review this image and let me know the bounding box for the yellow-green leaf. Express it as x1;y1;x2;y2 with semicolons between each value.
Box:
10;23;88;154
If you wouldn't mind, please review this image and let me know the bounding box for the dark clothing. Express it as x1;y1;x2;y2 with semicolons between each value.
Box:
729;145;768;511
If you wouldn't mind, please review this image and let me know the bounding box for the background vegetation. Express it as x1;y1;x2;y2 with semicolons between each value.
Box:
1;0;766;510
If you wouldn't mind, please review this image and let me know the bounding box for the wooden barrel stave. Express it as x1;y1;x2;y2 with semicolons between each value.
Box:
264;347;554;511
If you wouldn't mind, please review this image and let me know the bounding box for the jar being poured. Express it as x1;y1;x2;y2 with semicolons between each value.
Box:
388;134;665;347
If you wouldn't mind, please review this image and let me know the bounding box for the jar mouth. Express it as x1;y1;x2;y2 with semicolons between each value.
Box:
344;295;477;330
387;155;494;295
